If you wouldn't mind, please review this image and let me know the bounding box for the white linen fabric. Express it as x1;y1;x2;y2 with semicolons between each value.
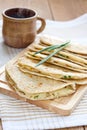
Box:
0;14;87;130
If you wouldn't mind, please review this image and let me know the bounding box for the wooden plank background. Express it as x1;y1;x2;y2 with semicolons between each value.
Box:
0;0;87;130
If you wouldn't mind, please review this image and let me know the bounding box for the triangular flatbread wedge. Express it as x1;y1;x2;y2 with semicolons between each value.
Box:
18;57;87;80
25;51;87;73
40;35;87;55
5;61;75;100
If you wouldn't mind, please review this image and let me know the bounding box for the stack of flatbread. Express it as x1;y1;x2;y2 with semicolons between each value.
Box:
5;36;87;100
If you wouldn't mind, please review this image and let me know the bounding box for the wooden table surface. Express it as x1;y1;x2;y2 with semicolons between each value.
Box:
0;0;87;130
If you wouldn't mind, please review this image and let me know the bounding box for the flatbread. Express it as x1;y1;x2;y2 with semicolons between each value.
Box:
40;36;87;55
18;57;87;80
66;51;87;59
29;44;87;67
19;66;87;85
25;51;87;73
5;62;75;100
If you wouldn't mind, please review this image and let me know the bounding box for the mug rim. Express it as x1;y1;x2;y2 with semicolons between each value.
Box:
2;7;37;20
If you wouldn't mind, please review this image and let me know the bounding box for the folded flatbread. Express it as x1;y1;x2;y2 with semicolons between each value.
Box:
29;44;87;67
40;36;87;55
19;66;87;85
25;51;87;73
18;57;87;80
5;62;75;100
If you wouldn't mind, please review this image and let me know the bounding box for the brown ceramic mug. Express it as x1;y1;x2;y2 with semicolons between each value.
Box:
2;8;46;48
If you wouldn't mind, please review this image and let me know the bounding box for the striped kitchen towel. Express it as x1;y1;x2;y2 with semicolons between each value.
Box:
0;93;87;130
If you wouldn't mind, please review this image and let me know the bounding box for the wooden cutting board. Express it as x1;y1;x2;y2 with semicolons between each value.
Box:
0;44;87;116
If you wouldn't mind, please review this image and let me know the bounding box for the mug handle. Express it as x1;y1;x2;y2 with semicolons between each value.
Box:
37;17;46;34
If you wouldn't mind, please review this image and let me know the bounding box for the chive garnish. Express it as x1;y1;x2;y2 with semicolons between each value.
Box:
68;75;72;79
34;95;39;99
59;54;69;58
34;45;57;55
63;75;67;79
35;41;70;67
63;75;72;79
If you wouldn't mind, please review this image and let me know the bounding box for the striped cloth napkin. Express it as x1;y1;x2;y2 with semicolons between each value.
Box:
0;14;87;130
